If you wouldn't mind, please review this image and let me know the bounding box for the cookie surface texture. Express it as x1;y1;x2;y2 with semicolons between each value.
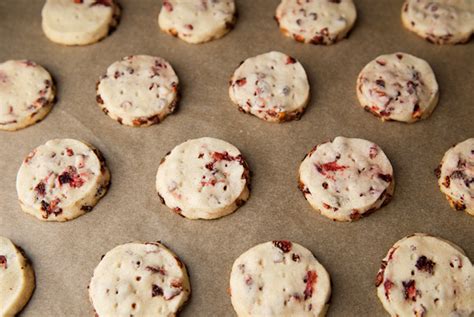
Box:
89;242;191;317
156;137;250;220
16;138;111;222
0;60;55;131
158;0;236;44
376;233;474;317
401;0;474;44
437;138;474;215
357;52;439;123
96;55;179;127
229;51;310;122
275;0;357;45
230;240;331;317
0;236;35;317
299;136;394;221
42;0;120;46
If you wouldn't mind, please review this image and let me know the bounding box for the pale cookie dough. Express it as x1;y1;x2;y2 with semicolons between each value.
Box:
156;137;250;220
229;240;331;317
275;0;357;45
376;233;474;317
89;242;191;317
436;138;474;215
0;60;55;131
16;138;110;222
0;237;35;317
96;55;179;127
42;0;120;46
229;51;310;123
357;52;439;123
299;137;394;222
158;0;236;44
401;0;474;44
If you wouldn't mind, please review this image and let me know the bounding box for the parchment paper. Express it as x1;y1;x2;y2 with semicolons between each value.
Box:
0;0;473;316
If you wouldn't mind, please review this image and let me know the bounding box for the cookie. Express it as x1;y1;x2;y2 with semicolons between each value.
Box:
299;136;394;221
89;242;191;317
357;52;439;123
401;0;474;44
156;137;250;220
275;0;357;45
0;237;35;317
41;0;120;46
229;240;331;317
158;0;236;44
375;233;474;317
229;51;310;123
16;138;110;222
435;138;474;216
96;55;179;127
0;60;55;131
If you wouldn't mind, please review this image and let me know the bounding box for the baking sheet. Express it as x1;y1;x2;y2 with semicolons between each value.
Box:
1;0;473;316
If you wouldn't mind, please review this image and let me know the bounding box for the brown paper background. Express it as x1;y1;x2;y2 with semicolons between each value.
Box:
1;0;473;316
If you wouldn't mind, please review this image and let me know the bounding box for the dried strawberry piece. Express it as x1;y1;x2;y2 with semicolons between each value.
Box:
74;0;83;3
415;256;435;274
66;148;74;156
34;181;46;197
384;279;394;299
320;161;347;172
402;280;417;301
303;270;318;300
369;145;379;159
185;24;193;30
58;166;85;188
286;56;296;64
163;0;173;12
152;284;164;297
378;173;392;183
0;255;7;269
235;78;247;87
40;198;62;218
272;240;292;253
146;266;167;275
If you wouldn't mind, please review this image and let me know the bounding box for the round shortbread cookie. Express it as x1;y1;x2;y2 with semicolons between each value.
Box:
375;233;474;317
156;137;250;220
299;137;394;222
16;138;110;222
229;51;310;123
96;55;179;127
275;0;357;45
0;60;55;131
401;0;474;44
41;0;120;46
0;237;35;317
229;240;331;317
357;52;439;123
436;138;474;216
158;0;236;44
89;242;191;317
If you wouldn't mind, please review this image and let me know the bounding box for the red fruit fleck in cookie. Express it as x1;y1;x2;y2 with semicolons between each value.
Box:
384;279;394;300
415;256;435;274
303;270;318;300
152;284;164;297
235;78;247;87
163;1;173;12
273;240;292;253
0;255;7;269
286;56;297;64
403;280;418;301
